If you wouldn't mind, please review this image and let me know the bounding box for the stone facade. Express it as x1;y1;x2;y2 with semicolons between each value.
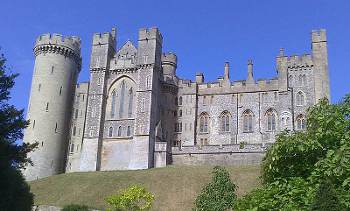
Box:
23;28;330;180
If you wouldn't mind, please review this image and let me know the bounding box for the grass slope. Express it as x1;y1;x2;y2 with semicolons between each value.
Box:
30;165;260;211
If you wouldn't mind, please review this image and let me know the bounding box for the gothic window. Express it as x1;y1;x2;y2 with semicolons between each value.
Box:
220;111;230;132
128;88;133;118
296;115;306;130
111;90;116;118
243;110;254;133
119;80;126;118
175;122;182;132
70;143;74;153
179;96;183;105
199;113;209;133
117;126;122;137
75;109;79;119
296;91;305;106
302;74;307;86
266;109;276;131
108;127;113;137
127;126;131;136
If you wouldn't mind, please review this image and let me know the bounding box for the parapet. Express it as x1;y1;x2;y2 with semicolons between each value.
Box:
92;28;116;46
34;33;81;66
312;29;327;43
286;54;313;68
138;27;163;42
35;33;81;55
161;52;177;67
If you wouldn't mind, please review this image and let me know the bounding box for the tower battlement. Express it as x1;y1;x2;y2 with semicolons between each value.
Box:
312;29;327;43
138;27;163;42
92;30;116;46
36;33;81;53
286;54;313;67
161;53;177;67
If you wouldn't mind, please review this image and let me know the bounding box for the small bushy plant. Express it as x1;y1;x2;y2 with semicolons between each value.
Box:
62;204;90;211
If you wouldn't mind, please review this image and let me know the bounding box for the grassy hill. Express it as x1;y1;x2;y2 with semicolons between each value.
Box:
30;165;261;211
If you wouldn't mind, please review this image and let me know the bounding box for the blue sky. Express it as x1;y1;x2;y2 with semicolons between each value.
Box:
1;0;349;112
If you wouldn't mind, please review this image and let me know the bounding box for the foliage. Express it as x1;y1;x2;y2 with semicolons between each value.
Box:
310;179;344;211
234;95;350;210
62;204;90;211
193;166;237;211
0;50;36;211
105;185;154;211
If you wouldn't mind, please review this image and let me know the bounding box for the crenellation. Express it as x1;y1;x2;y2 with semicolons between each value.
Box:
23;27;330;179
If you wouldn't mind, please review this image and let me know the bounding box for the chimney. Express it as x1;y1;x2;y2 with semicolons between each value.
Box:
224;62;230;80
247;59;254;84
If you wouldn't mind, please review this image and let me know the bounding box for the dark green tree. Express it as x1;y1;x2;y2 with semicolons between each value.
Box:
194;166;237;211
0;49;37;211
311;180;344;211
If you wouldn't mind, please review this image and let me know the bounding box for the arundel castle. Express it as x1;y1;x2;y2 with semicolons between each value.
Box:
23;27;330;180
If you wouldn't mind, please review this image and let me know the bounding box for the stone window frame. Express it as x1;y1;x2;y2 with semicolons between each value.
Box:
219;110;231;133
108;126;113;137
265;108;277;132
296;91;306;106
199;112;210;133
242;109;254;133
296;114;306;130
117;126;122;137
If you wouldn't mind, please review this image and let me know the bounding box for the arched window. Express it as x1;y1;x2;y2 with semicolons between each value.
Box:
127;126;131;136
296;91;305;106
117;126;122;137
298;75;303;86
296;115;306;130
266;109;276;131
119;80;126;118
220;111;230;132
302;75;307;86
111;90;116;118
175;97;178;105
243;110;254;132
179;96;183;105
128;88;133;118
199;113;209;133
108;127;113;137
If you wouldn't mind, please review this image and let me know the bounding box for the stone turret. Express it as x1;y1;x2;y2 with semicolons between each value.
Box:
23;33;81;180
312;29;330;102
161;52;177;76
246;59;254;84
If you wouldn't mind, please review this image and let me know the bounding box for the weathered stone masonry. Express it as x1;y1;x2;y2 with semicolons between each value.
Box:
23;28;330;180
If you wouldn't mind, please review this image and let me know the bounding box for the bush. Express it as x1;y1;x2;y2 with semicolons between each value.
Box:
62;204;90;211
106;185;154;211
194;166;237;211
310;180;344;211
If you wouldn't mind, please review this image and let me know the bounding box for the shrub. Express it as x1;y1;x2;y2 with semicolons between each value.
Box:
194;166;237;211
105;185;154;211
62;204;90;211
310;180;345;211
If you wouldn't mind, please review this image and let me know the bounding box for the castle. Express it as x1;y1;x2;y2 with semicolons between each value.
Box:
23;27;330;181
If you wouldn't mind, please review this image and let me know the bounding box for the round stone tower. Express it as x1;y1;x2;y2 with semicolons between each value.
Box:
23;33;81;180
161;52;177;77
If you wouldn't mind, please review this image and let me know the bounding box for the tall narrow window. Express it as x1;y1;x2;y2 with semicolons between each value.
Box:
59;86;62;95
179;96;183;105
97;77;101;86
199;113;209;133
175;97;178;106
243;110;254;132
296;91;305;106
38;84;41;91
298;75;303;86
220;111;230;132
111;90;116;118
55;123;58;133
119;81;126;118
289;75;293;86
146;76;151;89
46;102;49;111
108;127;113;137
128;88;133;118
75;109;79;119
51;66;54;74
33;120;35;129
117;126;122;137
141;98;145;112
296;115;306;130
266;109;276;131
82;94;85;102
73;126;76;136
127;126;131;136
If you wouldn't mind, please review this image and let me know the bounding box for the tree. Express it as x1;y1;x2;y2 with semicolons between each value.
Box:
310;179;344;211
0;49;37;211
105;185;154;211
194;166;237;211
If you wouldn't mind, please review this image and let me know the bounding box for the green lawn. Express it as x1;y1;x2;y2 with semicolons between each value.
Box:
30;165;261;211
